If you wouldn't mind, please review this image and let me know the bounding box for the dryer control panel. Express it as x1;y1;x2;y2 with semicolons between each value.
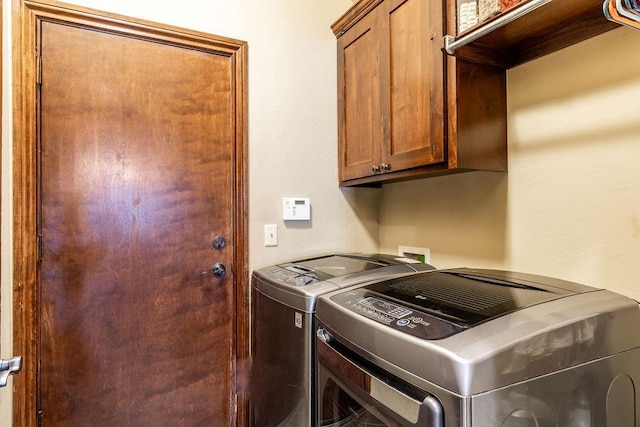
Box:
262;266;324;287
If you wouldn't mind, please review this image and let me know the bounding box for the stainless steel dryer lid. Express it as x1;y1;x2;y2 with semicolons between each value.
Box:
252;253;435;312
277;253;433;281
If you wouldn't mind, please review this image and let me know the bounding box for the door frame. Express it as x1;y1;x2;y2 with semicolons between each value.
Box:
12;1;249;425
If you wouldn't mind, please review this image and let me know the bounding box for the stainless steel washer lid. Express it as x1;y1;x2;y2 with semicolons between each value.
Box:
316;268;640;395
325;268;594;339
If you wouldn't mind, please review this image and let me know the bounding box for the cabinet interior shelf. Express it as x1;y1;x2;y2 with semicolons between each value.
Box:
447;0;620;68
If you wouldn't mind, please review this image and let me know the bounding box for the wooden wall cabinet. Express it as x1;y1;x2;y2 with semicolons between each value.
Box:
333;0;507;186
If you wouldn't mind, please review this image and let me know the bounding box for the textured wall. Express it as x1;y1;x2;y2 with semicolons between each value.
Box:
380;27;640;300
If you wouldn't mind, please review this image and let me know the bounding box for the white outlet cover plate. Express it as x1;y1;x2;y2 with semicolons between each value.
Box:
397;245;431;263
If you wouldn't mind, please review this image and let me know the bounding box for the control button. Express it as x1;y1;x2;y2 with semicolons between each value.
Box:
389;307;412;318
294;276;316;286
273;269;295;282
396;319;410;327
412;317;423;323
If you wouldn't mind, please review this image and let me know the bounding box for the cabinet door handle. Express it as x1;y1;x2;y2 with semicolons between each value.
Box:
380;163;390;172
371;165;380;173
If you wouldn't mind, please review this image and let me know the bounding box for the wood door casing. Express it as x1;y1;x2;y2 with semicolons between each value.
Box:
13;2;248;426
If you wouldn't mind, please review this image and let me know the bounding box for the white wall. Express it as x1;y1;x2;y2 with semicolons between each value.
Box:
380;27;640;301
0;0;377;422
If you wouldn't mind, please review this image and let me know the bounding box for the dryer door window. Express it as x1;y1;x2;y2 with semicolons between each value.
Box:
318;370;399;427
316;328;443;427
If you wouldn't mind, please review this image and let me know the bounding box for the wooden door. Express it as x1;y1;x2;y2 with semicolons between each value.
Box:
337;4;383;182
13;4;248;426
380;0;445;171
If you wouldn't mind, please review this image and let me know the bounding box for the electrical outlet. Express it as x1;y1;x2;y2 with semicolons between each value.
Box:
397;245;430;263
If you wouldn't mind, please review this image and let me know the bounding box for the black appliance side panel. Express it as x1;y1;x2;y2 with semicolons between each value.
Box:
250;282;312;426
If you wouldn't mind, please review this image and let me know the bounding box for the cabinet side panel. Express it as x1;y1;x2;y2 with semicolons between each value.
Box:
454;59;507;171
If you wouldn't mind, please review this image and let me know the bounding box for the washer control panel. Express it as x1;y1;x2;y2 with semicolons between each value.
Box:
335;292;463;339
351;297;412;324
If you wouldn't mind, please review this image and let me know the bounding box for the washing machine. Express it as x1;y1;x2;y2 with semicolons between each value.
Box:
249;253;434;426
315;268;640;426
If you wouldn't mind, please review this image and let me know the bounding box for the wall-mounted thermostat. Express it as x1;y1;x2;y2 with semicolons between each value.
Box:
283;197;311;221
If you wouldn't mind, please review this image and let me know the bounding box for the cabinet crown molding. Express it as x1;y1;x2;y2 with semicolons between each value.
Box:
332;0;385;37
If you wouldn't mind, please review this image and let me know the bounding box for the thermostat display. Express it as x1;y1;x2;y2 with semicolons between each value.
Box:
283;197;311;221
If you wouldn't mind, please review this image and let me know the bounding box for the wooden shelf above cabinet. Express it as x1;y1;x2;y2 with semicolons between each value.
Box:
446;0;620;68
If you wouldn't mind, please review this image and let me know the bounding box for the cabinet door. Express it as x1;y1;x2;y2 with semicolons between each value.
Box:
380;0;445;172
337;5;383;182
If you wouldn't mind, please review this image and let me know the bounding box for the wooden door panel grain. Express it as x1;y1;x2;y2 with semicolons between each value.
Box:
383;0;445;169
338;7;383;182
39;20;234;426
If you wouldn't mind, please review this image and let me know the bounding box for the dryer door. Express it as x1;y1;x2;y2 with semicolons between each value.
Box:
316;328;443;427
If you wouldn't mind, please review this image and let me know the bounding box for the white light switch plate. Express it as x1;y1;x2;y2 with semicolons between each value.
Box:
264;224;278;247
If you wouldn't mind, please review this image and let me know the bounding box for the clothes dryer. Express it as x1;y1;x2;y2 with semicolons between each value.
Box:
250;253;434;426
